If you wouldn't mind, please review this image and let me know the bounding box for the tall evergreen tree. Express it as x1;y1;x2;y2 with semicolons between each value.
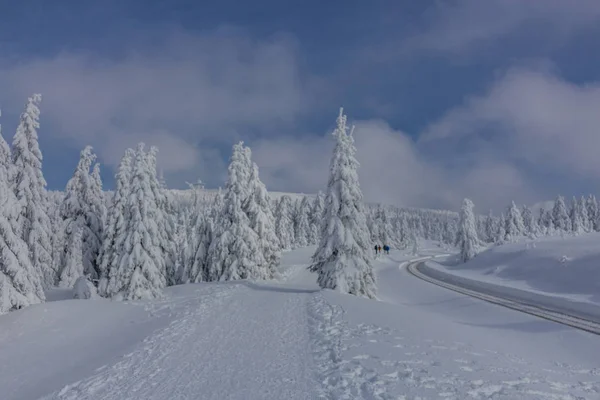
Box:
58;228;84;288
484;211;496;243
552;195;570;232
293;196;312;248
504;201;525;241
105;144;167;300
309;108;376;299
0;112;45;313
147;146;176;286
522;205;539;237
98;149;134;296
587;195;599;231
309;191;325;245
274;195;295;250
206;142;266;281
579;196;590;232
569;196;583;234
12;94;54;287
456;198;480;263
244;150;280;279
60;146;105;281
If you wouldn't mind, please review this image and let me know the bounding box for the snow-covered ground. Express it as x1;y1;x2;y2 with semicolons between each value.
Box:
1;243;600;399
428;233;600;306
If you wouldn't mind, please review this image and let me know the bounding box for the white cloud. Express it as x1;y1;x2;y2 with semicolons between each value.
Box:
404;0;600;54
0;28;304;184
421;67;600;179
252;116;537;212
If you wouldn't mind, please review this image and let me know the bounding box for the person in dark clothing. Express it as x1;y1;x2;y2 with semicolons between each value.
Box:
374;244;379;255
383;245;390;255
378;245;382;254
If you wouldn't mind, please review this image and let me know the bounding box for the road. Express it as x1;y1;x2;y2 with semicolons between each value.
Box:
406;259;600;336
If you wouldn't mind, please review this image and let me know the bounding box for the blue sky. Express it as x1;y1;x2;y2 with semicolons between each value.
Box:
1;0;600;211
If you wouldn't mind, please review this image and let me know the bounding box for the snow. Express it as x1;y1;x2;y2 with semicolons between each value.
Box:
1;242;600;399
429;232;600;306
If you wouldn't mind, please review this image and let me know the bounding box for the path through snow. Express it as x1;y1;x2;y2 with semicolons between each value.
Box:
2;246;600;399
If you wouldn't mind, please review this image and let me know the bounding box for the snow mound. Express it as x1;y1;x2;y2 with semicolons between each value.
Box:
72;277;97;300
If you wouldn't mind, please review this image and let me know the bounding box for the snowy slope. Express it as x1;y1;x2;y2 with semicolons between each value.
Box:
1;244;600;399
429;233;600;306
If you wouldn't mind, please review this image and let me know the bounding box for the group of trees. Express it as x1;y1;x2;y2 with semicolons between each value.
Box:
456;195;600;263
0;98;379;311
6;94;598;312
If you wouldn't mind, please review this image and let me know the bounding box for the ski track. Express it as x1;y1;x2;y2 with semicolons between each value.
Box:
30;258;600;399
41;283;318;400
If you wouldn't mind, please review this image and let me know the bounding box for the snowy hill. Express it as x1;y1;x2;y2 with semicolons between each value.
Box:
428;233;600;306
2;244;599;400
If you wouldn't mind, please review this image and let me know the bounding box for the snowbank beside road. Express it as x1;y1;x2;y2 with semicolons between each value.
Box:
431;233;600;306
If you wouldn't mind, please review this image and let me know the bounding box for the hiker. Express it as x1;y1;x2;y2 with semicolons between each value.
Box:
374;244;379;255
378;245;382;254
384;245;390;255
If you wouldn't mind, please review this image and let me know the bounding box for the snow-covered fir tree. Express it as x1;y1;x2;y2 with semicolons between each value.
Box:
147;146;177;286
97;149;134;296
569;196;584;234
188;189;223;283
521;205;539;238
495;213;506;244
484;211;497;243
552;195;570;232
309;191;325;245
274;195;295;250
59;146;104;282
309;108;376;299
206;142;267;281
456;198;479;263
11;94;54;288
58;228;84;288
579;196;591;232
244;149;280;279
0;113;45;313
504;201;525;241
105;144;167;300
587;195;598;231
293;196;312;248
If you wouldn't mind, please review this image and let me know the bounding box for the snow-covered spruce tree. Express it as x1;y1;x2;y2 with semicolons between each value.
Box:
455;198;479;263
97;149;134;296
495;213;506;244
147;146;177;286
587;194;599;232
0;113;45;313
105;144;167;300
552;195;570;232
274;195;295;250
206;142;266;281
579;196;591;233
293;196;312;248
504;201;525;241
309;108;376;299
58;228;84;288
59;146;104;282
172;209;191;284
11;94;54;288
309;191;325;245
244;149;281;279
521;205;539;238
569;196;583;234
0;111;19;233
484;211;496;243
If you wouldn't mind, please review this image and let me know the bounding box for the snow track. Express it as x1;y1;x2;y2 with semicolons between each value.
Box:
407;261;600;336
41;283;319;400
